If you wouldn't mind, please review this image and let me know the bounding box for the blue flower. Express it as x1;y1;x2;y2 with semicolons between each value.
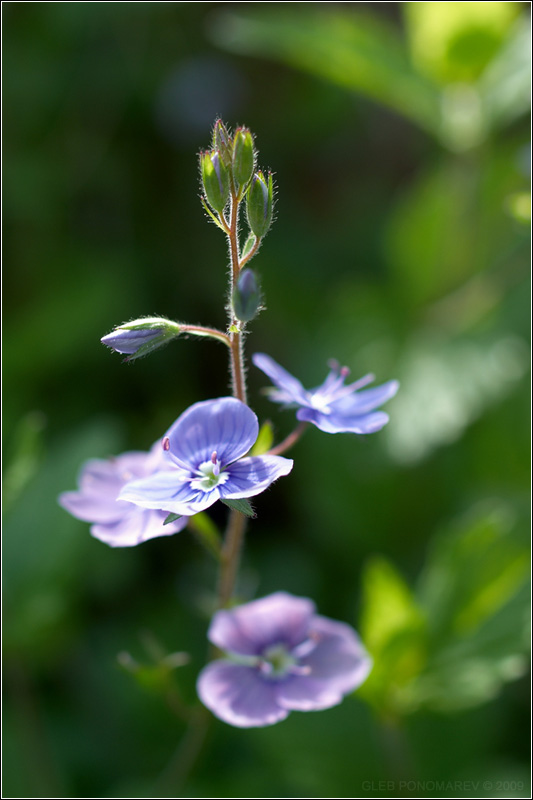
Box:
58;443;188;547
119;397;293;516
197;592;372;728
253;353;399;435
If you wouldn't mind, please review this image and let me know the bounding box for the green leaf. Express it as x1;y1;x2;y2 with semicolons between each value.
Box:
163;512;182;526
241;232;257;260
221;497;256;518
250;421;274;456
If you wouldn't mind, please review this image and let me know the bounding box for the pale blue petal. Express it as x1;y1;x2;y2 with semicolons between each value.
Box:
297;408;390;434
119;470;221;515
197;661;289;728
221;456;293;499
331;380;399;415
165;397;258;470
91;508;188;547
252;353;309;406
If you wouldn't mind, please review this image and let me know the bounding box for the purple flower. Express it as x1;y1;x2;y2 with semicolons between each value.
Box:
58;443;188;547
197;592;372;728
118;397;293;516
253;353;399;434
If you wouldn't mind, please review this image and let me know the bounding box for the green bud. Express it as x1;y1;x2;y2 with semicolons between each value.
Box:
212;119;232;167
232;269;262;323
246;171;274;238
201;150;230;213
101;317;181;361
232;128;254;188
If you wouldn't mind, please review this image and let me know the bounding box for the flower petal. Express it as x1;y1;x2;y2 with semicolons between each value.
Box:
119;470;221;515
332;379;399;415
58;490;132;524
165;397;259;470
91;508;187;547
297;407;390;434
276;616;372;711
197;661;288;728
221;456;293;499
208;592;315;656
252;353;309;406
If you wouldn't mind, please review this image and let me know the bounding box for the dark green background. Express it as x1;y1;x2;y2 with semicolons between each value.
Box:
3;3;530;798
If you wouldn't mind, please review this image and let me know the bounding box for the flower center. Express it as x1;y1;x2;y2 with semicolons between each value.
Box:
259;644;297;679
190;451;229;492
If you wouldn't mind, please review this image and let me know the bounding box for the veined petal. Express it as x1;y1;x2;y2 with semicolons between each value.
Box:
209;592;315;655
165;397;259;470
221;456;293;499
297;408;390;434
197;661;288;728
91;508;188;547
119;470;221;515
252;353;309;406
332;380;399;416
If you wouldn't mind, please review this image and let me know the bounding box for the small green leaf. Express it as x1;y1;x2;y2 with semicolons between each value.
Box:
241;232;257;260
250;421;274;455
221;498;256;518
164;512;182;526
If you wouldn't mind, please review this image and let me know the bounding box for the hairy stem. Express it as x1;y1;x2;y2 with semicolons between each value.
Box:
216;189;250;609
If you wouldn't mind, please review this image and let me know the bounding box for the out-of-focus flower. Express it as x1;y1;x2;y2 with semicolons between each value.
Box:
58;444;188;547
197;591;372;728
253;353;399;434
119;397;293;517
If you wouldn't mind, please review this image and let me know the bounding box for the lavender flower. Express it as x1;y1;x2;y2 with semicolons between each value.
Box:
253;353;399;434
197;592;372;728
58;444;188;547
119;397;293;516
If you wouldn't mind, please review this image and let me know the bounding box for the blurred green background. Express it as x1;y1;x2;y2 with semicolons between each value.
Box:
3;2;530;798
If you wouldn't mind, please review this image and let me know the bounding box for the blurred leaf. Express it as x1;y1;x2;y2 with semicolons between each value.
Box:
358;501;529;716
404;2;519;85
187;512;222;559
358;557;427;717
250;420;274;455
211;8;441;136
477;16;531;131
417;502;529;640
2;411;47;511
385;333;528;465
385;147;529;307
163;512;182;526
410;501;530;712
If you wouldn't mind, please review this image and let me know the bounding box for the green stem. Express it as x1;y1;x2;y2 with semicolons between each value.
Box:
180;324;231;348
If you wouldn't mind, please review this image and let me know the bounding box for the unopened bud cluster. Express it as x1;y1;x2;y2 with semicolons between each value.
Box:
200;120;274;241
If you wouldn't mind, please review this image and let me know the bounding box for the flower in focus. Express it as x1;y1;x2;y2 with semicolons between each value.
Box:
58;443;188;547
197;591;372;728
253;352;399;434
119;397;293;516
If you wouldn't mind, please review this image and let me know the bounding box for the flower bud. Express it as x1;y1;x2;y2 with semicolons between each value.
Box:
212;119;232;167
200;150;230;213
232;128;254;188
246;171;274;238
232;269;262;323
101;317;181;361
